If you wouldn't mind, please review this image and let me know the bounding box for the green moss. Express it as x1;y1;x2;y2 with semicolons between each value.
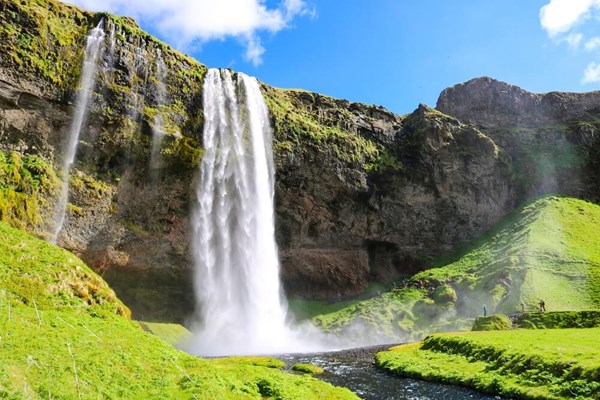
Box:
472;314;512;331
0;0;88;90
70;172;112;201
432;284;458;305
377;328;600;399
0;151;59;232
365;147;402;173
292;363;325;375
262;86;382;169
161;135;205;170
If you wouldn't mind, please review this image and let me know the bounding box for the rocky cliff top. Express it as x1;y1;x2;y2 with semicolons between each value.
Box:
436;76;600;128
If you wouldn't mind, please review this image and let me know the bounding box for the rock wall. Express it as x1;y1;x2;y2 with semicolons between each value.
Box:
437;77;600;200
0;0;598;321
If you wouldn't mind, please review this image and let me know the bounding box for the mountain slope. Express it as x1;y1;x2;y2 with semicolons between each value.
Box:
0;221;356;399
418;196;600;313
314;196;600;341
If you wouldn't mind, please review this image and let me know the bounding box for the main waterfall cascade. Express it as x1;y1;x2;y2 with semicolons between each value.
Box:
188;69;328;356
50;21;106;244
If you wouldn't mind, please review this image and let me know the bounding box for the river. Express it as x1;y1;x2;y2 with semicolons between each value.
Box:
280;345;504;400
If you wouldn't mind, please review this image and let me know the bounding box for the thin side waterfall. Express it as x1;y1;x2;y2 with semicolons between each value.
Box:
50;21;106;244
104;21;116;79
188;69;327;356
149;49;167;172
130;47;148;121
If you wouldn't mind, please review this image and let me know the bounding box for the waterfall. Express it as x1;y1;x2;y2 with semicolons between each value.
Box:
188;68;320;356
50;21;106;244
130;47;148;121
149;49;167;172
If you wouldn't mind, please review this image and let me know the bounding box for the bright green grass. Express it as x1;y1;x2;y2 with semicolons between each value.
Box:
288;280;405;321
139;322;192;347
313;196;600;341
0;222;358;399
376;328;600;399
415;196;600;313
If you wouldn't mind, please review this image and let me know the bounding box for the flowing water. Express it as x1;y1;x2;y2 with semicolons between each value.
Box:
282;346;504;400
149;49;167;172
188;68;328;356
51;21;106;243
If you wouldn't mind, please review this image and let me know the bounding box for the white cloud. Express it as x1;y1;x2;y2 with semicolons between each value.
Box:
539;0;598;37
581;61;600;83
584;36;600;51
563;33;584;49
62;0;311;66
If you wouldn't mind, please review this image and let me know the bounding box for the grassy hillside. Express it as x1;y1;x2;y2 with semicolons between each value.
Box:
376;329;600;399
313;196;600;340
0;221;357;399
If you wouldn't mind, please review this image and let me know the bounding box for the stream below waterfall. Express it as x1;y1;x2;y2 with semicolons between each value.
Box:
279;345;504;400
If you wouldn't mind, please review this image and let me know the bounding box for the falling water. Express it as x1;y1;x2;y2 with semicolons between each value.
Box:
149;49;167;172
107;22;116;62
188;69;326;356
51;21;106;243
104;21;116;80
129;47;148;121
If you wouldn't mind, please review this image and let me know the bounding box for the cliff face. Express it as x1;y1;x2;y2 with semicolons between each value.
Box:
1;0;598;321
437;76;600;128
437;77;600;200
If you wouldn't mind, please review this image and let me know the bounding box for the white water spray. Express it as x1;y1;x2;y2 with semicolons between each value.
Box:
51;21;106;243
149;49;167;172
188;69;329;356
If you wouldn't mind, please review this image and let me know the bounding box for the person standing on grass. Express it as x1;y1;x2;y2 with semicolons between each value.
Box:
538;299;546;312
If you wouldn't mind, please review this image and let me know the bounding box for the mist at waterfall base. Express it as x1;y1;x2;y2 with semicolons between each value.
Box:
184;69;373;357
51;21;106;244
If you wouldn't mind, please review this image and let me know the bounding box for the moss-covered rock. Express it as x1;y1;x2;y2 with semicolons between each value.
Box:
432;284;458;305
472;314;512;331
0;151;59;233
292;363;325;375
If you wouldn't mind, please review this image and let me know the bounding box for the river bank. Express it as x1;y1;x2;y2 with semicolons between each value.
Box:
279;345;503;400
376;328;600;399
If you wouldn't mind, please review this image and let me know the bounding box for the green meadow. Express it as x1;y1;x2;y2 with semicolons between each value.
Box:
376;328;600;399
0;221;357;399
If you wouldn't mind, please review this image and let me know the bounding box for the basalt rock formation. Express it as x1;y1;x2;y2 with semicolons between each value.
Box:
1;0;599;321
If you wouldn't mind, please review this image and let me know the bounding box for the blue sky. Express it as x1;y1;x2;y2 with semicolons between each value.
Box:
65;0;600;114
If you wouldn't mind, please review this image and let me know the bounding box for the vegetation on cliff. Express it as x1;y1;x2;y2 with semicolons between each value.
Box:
312;196;600;341
0;151;59;232
0;221;357;399
263;85;403;175
376;328;600;399
0;0;87;92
